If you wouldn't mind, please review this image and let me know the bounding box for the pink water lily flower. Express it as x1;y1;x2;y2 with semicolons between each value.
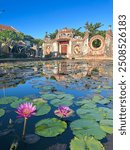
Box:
16;102;36;119
54;106;73;118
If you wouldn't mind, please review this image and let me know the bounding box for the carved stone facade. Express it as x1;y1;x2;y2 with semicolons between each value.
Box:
42;28;113;59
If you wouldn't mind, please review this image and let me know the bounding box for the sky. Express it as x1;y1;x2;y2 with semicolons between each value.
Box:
0;0;113;39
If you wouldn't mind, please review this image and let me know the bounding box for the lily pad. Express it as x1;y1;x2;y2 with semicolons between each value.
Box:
46;143;67;150
98;107;113;119
70;136;105;150
41;94;57;100
76;108;104;121
100;119;113;134
54;91;65;95
32;98;47;104
35;103;51;116
10;99;25;108
97;98;111;105
70;119;106;140
103;85;112;89
39;86;55;91
24;134;40;144
0;129;15;136
50;99;73;107
35;118;67;137
10;98;31;108
75;99;96;108
0;109;5;117
91;95;103;103
56;94;74;100
0;96;18;105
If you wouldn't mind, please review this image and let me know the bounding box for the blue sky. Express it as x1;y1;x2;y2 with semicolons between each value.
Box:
0;0;113;39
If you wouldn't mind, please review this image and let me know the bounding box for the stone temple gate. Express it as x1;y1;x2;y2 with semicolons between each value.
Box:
42;27;113;59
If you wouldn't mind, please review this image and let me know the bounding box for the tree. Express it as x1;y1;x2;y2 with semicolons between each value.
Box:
33;39;43;46
84;22;106;39
72;27;85;38
0;30;24;57
0;30;24;45
49;30;58;39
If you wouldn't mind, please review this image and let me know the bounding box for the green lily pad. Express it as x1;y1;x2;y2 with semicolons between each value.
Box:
10;98;31;108
75;99;96;108
70;119;106;140
35;118;67;137
98;107;113;119
103;85;112;89
97;98;111;105
0;109;5;117
91;95;103;103
108;96;113;101
41;94;57;100
95;89;102;94
70;136;105;150
56;94;74;101
32;98;47;104
54;91;65;95
10;99;24;108
0;96;18;105
100;119;113;134
76;108;104;121
35;103;51;116
39;86;55;91
50;98;73;107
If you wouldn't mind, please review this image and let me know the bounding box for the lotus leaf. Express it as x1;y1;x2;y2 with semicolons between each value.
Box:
35;103;51;116
56;94;74;100
77;108;104;121
41;94;57;100
70;136;105;150
97;98;111;105
100;119;113;134
54;91;65;95
91;95;103;103
10;98;31;108
24;134;40;144
0;96;18;104
103;85;112;89
39;86;55;91
46;143;67;150
0;109;5;117
32;98;47;104
70;119;106;140
10;99;24;108
75;100;96;108
50;98;73;107
35;118;67;137
98;107;113;119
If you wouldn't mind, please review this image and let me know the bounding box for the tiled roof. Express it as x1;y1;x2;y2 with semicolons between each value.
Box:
0;24;17;31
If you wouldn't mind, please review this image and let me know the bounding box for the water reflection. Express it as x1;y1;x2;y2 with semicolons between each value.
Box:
0;60;112;89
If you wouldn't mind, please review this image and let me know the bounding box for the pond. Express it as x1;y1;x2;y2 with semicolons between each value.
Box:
0;60;113;150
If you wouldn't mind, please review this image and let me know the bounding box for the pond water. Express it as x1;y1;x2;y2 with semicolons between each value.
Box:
0;60;113;150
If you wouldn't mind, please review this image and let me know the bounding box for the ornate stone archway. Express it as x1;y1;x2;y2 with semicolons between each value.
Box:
88;35;105;56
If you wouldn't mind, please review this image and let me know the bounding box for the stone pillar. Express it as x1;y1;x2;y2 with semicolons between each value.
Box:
67;40;72;59
42;43;45;57
83;31;89;55
105;28;113;57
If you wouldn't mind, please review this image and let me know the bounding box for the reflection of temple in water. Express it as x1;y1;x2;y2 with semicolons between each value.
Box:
42;60;113;81
0;60;112;89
